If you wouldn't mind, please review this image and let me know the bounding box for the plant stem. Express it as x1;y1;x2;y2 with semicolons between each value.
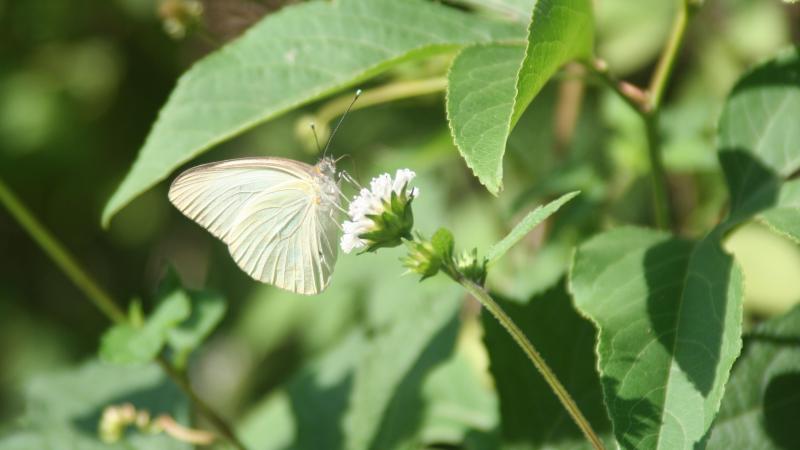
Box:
648;0;696;111
0;179;128;324
315;77;447;127
0;178;248;450
644;115;671;230
454;275;605;450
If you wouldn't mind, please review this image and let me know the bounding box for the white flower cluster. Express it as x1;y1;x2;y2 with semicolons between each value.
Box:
340;169;419;254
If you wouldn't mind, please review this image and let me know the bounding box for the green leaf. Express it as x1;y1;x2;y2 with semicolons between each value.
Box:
447;44;526;194
482;281;612;449
718;47;800;221
239;332;368;450
100;274;191;364
0;359;189;449
344;285;462;450
167;289;227;362
446;0;592;192
707;305;800;449
431;227;455;260
570;226;744;450
450;0;534;22
486;191;579;265
101;0;523;226
753;178;800;244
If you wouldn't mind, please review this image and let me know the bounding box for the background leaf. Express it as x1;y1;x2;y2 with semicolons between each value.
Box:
344;284;461;450
482;281;612;449
0;360;189;449
446;0;593;193
101;0;523;225
718;47;800;221
100;286;190;365
570;227;743;450
706;305;800;449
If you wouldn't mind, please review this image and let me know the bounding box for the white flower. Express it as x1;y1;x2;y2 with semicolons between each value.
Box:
340;169;420;254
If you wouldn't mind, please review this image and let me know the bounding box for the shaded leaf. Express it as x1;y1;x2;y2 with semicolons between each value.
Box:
447;0;593;193
167;289;227;362
102;0;523;225
344;285;462;450
486;191;579;265
482;281;612;449
570;227;744;450
707;305;800;449
718;47;800;221
0;359;189;449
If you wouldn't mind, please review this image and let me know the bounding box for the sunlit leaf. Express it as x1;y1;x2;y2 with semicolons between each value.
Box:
101;0;523;225
570;227;744;450
447;0;593;193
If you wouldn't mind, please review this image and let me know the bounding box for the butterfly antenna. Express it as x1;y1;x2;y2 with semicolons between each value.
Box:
323;89;362;158
309;123;323;154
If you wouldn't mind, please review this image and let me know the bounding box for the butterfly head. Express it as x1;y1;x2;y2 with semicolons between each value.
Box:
315;156;338;179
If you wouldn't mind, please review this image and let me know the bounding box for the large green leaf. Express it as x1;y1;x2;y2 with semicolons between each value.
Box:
101;0;522;225
446;0;593;193
708;307;800;450
344;284;462;450
482;282;612;449
706;305;800;449
570;227;744;450
718;47;800;222
0;360;189;450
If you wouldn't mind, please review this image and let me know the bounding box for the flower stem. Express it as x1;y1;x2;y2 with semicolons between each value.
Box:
454;275;605;450
648;0;696;111
315;77;447;126
0;178;248;450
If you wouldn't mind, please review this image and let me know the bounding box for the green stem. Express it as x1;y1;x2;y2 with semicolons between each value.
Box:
454;274;605;450
315;77;447;127
0;179;128;324
0;178;248;450
645;115;671;230
648;0;696;111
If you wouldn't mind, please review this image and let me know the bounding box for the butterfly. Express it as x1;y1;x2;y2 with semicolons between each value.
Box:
168;91;361;295
168;156;343;295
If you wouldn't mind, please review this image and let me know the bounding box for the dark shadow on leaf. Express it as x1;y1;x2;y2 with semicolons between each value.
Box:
600;375;660;450
287;368;353;449
718;148;780;221
367;313;460;449
644;235;734;397
484;282;612;448
764;371;800;449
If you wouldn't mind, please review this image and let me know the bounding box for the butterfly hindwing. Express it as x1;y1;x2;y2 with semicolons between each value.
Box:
168;157;341;295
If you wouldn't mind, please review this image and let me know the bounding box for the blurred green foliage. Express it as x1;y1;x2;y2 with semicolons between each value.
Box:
0;0;799;449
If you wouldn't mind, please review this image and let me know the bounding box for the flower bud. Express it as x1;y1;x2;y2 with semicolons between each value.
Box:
402;237;442;280
455;248;487;286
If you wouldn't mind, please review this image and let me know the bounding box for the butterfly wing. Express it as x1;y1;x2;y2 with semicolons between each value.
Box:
168;158;341;295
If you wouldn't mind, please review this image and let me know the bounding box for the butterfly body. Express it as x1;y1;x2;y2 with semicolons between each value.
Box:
168;156;342;295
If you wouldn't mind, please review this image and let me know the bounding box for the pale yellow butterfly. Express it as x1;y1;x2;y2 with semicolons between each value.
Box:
168;91;361;295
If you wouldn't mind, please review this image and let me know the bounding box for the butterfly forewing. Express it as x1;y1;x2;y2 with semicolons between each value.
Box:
168;157;341;295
